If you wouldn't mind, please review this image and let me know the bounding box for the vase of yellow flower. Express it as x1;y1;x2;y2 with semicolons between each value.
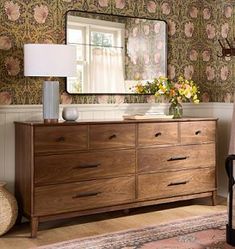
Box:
169;102;183;118
133;76;199;118
167;76;199;118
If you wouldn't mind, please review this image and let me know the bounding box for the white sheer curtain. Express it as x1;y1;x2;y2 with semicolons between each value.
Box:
89;47;125;93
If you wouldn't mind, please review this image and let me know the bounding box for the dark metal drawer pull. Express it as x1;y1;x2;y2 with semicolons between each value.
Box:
56;136;65;142
73;163;101;169
195;130;201;135
167;156;188;161
109;134;117;139
168;181;188;186
72;191;101;199
155;132;162;137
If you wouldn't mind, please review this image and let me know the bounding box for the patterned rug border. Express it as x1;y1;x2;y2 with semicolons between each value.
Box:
36;211;227;249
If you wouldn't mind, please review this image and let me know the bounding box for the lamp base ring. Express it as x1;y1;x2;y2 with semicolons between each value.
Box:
44;119;58;124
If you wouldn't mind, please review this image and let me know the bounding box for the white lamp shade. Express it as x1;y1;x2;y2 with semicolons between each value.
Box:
24;44;76;77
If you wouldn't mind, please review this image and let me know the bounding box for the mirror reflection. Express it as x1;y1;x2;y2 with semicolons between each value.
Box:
66;11;167;94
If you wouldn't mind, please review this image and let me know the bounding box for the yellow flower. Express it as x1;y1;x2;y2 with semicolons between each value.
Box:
133;76;200;104
178;76;184;81
159;76;168;81
184;89;192;99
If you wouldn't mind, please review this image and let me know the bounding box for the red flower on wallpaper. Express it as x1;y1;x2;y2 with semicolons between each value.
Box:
206;66;215;81
220;66;229;81
98;0;108;7
202;92;210;102
115;0;125;9
189;6;198;19
97;95;109;104
189;49;198;61
114;95;124;104
224;5;232;18
168;64;176;80
5;56;20;76
221;23;229;38
168;20;176;36
224;93;232;103
4;1;20;21
161;2;171;15
147;95;156;103
0;36;12;50
184;65;194;79
202;50;210;62
0;91;12;105
34;5;49;24
42;38;53;44
203;8;211;20
147;1;157;13
206;24;216;39
61;92;72;105
184;22;194;38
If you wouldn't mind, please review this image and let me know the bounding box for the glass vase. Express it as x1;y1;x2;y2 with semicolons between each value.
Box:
169;102;183;118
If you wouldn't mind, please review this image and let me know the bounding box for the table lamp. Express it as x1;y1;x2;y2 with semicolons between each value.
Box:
24;44;76;123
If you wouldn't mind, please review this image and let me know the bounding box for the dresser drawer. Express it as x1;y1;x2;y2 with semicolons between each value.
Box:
89;124;135;149
138;122;178;146
138;143;215;173
34;176;135;215
34;125;88;153
138;168;215;200
180;121;216;144
35;149;136;186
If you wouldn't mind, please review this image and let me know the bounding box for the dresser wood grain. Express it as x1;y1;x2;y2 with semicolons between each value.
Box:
15;118;217;238
138;143;215;173
89;124;135;149
35;176;135;216
35;149;135;186
138;168;215;200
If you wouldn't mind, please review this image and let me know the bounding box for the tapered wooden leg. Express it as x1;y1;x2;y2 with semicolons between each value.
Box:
31;217;39;238
212;191;216;206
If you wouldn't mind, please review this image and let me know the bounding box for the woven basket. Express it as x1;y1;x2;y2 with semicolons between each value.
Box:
0;182;18;236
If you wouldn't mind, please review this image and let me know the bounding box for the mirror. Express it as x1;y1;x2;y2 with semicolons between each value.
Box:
66;11;167;94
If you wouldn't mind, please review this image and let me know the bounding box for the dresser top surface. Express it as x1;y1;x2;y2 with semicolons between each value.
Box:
15;117;218;126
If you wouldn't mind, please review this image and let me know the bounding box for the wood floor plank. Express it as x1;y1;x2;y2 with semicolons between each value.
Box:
0;198;227;249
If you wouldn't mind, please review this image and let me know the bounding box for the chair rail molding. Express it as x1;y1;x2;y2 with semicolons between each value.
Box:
0;102;233;197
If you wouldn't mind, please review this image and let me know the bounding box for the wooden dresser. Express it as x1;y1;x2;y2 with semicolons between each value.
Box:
15;118;217;237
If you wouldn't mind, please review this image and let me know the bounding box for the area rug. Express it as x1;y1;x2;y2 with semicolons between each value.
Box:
38;211;232;249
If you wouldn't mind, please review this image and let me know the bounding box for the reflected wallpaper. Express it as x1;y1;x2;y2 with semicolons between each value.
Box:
0;0;234;104
126;18;166;81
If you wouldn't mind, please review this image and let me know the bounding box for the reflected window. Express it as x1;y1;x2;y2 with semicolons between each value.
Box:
91;31;113;47
67;16;125;93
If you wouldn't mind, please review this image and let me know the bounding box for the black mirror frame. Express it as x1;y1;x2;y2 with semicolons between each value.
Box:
65;9;168;95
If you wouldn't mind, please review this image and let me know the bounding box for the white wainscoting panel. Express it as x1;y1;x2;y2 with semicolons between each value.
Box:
0;103;233;198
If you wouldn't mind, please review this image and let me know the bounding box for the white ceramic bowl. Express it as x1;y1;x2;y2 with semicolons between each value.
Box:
62;107;79;121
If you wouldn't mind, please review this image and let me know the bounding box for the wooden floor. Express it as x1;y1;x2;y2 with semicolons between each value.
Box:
0;197;227;249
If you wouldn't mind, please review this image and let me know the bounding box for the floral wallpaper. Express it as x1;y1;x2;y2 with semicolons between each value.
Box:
0;0;234;104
